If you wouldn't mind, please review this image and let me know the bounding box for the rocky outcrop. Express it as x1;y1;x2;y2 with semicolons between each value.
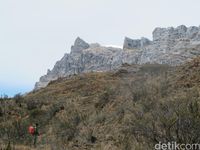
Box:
123;37;151;49
35;25;200;90
71;37;90;53
139;25;200;65
152;25;200;41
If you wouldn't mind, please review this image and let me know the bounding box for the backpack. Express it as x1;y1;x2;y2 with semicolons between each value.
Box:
28;125;35;135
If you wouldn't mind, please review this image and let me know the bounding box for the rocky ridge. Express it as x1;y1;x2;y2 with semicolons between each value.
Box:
35;25;200;90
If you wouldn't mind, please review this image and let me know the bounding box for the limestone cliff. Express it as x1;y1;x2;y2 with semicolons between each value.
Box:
35;25;200;90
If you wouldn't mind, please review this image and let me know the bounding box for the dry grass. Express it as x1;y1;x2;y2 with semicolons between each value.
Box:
1;58;200;149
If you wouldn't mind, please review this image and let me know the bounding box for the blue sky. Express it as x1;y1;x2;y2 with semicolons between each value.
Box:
0;0;200;97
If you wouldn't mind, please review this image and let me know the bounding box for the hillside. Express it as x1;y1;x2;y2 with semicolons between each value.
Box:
1;57;200;149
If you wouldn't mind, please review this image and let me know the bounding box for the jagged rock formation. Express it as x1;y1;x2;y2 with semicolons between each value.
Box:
71;37;90;53
35;25;200;90
123;37;151;49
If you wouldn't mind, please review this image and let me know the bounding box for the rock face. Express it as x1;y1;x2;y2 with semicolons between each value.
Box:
123;37;151;49
35;25;200;90
152;25;200;41
71;37;90;53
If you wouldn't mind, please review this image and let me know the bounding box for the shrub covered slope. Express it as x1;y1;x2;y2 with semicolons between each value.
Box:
1;58;200;150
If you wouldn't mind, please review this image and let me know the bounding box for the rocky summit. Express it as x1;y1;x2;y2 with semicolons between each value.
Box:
35;25;200;90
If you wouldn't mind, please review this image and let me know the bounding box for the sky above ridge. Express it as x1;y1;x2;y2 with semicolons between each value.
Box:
0;0;200;97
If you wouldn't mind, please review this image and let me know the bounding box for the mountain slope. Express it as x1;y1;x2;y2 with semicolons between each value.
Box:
1;57;200;149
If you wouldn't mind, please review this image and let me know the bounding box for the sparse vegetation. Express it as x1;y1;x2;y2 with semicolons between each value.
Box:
1;57;200;149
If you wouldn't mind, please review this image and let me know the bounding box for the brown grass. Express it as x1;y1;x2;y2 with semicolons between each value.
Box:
1;58;200;149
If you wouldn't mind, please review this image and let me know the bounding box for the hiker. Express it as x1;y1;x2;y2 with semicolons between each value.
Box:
28;123;40;147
